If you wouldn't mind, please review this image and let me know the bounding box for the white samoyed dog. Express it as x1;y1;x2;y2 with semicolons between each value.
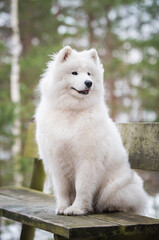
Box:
35;46;147;216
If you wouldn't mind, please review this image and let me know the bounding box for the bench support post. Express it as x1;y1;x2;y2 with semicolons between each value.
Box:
20;159;45;240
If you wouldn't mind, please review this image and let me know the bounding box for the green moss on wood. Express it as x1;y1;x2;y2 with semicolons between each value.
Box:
1;187;159;240
24;122;38;158
117;123;159;171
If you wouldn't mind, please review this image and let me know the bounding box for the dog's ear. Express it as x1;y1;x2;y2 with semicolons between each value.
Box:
89;48;99;63
58;46;72;62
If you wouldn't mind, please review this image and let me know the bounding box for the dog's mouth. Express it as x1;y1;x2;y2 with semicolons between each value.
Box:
71;87;90;95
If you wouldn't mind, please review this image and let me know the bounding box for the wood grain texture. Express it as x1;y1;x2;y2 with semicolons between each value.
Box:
0;187;159;239
0;187;119;239
117;123;159;171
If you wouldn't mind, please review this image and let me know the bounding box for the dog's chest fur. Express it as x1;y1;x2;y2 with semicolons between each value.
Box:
38;107;108;167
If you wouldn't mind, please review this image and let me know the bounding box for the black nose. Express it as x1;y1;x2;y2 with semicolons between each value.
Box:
85;80;92;88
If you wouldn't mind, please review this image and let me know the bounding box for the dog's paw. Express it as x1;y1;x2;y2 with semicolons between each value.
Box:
56;206;69;215
64;206;89;216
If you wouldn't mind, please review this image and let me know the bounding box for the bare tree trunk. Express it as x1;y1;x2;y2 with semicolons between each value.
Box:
105;12;117;120
10;0;22;184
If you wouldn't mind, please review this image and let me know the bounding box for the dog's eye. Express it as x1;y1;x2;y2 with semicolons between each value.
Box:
72;71;78;75
87;72;91;76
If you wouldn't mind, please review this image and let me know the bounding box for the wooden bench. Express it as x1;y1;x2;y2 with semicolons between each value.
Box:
0;122;159;240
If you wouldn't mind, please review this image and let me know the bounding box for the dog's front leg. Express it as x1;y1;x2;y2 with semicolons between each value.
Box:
64;163;96;215
52;174;72;215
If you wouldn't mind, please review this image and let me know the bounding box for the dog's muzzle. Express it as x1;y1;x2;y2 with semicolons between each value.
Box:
71;80;92;95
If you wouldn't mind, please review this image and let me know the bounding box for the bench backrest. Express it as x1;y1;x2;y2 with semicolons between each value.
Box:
24;122;159;172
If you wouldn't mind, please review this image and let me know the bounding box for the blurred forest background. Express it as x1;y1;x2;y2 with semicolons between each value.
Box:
0;0;159;191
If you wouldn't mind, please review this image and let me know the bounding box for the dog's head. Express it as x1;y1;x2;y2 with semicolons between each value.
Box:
40;46;104;110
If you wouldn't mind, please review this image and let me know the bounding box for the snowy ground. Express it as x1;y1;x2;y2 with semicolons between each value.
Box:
1;194;159;240
0;221;53;240
147;194;159;218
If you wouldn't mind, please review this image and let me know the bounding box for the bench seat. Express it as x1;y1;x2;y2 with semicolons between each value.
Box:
1;186;159;240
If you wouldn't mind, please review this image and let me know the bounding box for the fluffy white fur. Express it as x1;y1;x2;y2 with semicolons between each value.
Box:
35;46;148;216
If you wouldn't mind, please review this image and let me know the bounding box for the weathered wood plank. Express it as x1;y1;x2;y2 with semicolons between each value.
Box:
0;187;119;239
117;123;159;171
0;186;54;204
90;212;159;226
1;187;159;239
88;212;159;240
54;233;159;240
23;122;159;171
